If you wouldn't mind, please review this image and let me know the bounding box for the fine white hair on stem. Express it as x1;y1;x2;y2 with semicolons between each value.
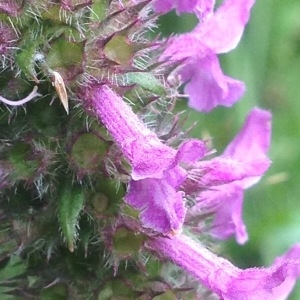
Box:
0;86;41;106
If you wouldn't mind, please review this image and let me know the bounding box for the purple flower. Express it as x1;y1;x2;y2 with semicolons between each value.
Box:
154;0;214;16
161;0;255;111
86;84;206;234
198;108;271;187
180;54;245;112
146;234;300;299
86;85;271;240
191;108;271;243
125;176;186;234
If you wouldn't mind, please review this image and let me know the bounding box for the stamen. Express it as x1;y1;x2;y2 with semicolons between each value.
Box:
0;86;41;106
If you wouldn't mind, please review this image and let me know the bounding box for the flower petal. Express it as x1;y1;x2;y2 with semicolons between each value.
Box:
85;84;195;233
181;55;245;112
154;0;214;15
205;108;271;188
223;107;271;161
192;108;271;243
160;0;255;112
153;0;173;13
125;176;186;234
175;0;203;14
199;156;271;187
195;0;256;53
197;185;248;244
176;139;207;164
160;34;203;62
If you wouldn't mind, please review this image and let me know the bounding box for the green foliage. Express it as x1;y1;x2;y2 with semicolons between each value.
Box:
112;227;145;257
8;142;39;181
70;133;108;173
126;72;167;96
0;256;27;300
40;283;68;300
57;184;85;252
0;1;191;299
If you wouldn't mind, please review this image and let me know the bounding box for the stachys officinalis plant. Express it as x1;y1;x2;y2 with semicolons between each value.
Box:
1;0;300;299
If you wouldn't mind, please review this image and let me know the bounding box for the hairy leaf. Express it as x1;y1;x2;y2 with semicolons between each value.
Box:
58;184;85;252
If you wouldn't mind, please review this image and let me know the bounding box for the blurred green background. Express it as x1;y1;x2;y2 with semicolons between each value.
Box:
159;1;300;298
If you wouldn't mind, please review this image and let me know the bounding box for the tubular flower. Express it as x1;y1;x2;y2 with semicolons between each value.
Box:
86;84;206;234
146;235;300;300
190;108;272;244
161;0;255;111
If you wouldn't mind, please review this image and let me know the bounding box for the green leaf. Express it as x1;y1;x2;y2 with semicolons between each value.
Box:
91;0;109;22
8;142;39;181
152;290;176;300
113;228;145;257
58;184;85;252
91;193;109;213
40;283;68;300
0;256;26;282
16;41;39;81
0;288;18;300
70;133;108;173
103;35;133;65
46;38;84;70
93;177;125;213
125;72;166;96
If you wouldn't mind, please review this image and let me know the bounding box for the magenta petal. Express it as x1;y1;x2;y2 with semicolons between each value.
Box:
199;156;271;187
161;34;209;62
219;108;271;190
223;108;271;161
147;234;300;300
175;0;201;14
125;178;186;234
161;0;255;57
195;0;216;19
196;0;256;53
175;139;207;164
225;264;300;300
128;136;177;180
153;0;173;13
274;244;300;263
160;0;254;112
124;144;192;234
193;108;271;243
181;55;245;112
198;185;248;244
87;84;191;234
164;165;188;189
154;0;209;14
